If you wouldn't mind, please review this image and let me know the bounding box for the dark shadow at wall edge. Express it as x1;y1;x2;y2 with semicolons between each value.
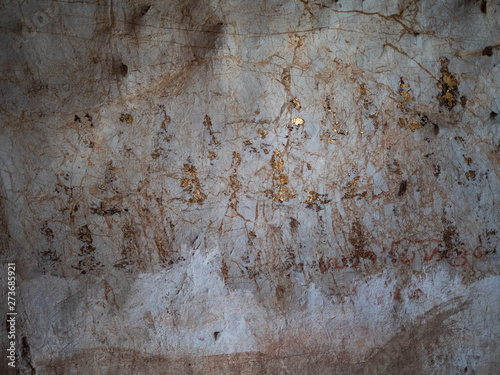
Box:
0;179;10;372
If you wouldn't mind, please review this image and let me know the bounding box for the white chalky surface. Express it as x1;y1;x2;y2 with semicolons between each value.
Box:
0;0;499;373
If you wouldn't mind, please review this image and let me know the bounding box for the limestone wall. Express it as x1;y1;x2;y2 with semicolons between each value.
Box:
0;0;499;373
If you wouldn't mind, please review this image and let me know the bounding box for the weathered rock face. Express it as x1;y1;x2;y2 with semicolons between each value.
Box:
0;0;499;373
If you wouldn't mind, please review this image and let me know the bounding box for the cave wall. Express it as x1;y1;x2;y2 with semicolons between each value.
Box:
0;0;499;373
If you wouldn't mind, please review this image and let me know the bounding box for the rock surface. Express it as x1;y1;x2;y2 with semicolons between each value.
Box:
0;0;499;373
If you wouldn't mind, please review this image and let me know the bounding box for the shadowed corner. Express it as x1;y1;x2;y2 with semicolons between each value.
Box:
362;296;472;375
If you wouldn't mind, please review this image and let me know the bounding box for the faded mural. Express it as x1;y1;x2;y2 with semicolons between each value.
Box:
0;0;499;373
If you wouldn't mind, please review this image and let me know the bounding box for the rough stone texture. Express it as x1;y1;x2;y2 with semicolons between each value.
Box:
0;0;499;373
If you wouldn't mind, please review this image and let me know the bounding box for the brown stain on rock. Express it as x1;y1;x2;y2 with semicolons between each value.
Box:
437;58;460;110
342;176;367;200
363;297;471;374
181;164;207;203
347;220;376;266
41;221;55;240
397;180;408;196
433;164;441;177
267;152;295;203
465;170;476;180
203;115;219;145
305;190;331;210
120;113;133;123
34;296;475;375
221;258;229;283
36;348;353;375
289;217;300;235
439;217;466;264
73;225;102;274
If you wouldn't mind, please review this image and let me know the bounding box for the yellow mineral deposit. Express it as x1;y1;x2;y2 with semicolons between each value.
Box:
292;97;301;110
